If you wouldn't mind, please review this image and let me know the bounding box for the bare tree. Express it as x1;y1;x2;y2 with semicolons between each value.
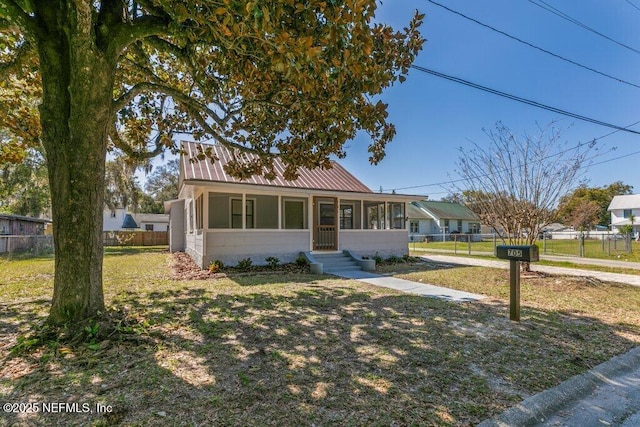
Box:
452;122;596;267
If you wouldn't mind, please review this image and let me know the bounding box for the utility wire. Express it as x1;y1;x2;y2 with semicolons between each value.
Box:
410;65;640;136
625;0;640;13
425;0;640;89
528;0;640;55
383;119;640;192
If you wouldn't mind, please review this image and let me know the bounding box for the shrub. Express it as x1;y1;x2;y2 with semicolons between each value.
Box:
208;259;224;273
237;258;253;271
296;255;308;266
387;255;404;264
265;256;280;268
372;253;383;264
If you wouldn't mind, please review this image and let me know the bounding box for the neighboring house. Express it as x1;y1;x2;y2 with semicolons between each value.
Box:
166;141;418;268
0;214;49;235
407;200;481;240
103;208;169;231
0;214;51;253
608;194;640;234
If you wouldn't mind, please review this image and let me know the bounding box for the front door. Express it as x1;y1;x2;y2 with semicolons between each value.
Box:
313;197;338;250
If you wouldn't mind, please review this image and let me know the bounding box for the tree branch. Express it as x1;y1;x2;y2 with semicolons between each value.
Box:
0;0;39;38
113;81;232;127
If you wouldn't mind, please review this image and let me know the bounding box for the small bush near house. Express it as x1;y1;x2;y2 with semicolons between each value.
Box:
386;255;405;264
208;259;224;273
296;255;308;266
372;253;383;264
265;256;280;268
237;258;253;271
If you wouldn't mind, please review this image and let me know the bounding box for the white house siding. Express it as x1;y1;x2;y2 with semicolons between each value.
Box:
339;230;408;258
185;231;205;267
204;230;310;268
103;208;127;231
168;200;185;252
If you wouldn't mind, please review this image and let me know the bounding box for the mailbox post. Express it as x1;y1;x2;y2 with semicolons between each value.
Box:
495;245;539;321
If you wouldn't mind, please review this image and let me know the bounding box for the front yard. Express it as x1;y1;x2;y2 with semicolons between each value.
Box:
1;248;640;426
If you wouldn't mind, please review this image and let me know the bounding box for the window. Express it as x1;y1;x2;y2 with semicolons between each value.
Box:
145;224;154;231
624;209;633;218
443;219;449;231
196;194;204;229
469;223;480;234
319;203;335;226
389;203;405;229
457;220;462;232
110;210;116;218
231;199;254;228
410;220;419;233
340;204;353;229
364;202;385;229
283;199;306;229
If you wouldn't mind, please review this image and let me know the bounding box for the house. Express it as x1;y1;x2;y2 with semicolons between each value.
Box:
166;141;418;268
103;208;169;231
407;200;481;241
0;214;51;253
0;214;49;235
608;194;640;234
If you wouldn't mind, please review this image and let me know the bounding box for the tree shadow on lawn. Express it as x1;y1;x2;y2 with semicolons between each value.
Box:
2;283;639;426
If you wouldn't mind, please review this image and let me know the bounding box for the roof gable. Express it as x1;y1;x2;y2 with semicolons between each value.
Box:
608;194;640;211
180;141;372;194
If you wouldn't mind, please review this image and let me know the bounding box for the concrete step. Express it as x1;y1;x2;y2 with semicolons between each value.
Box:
312;252;362;273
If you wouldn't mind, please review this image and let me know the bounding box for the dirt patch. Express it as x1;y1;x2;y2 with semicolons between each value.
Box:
169;252;224;280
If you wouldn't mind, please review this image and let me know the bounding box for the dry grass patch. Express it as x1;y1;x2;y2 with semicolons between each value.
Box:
0;250;639;426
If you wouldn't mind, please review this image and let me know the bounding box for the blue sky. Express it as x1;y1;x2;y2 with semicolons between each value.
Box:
146;0;640;200
335;0;640;199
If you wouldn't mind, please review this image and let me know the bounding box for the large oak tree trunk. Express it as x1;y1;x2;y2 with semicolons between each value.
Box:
36;3;115;325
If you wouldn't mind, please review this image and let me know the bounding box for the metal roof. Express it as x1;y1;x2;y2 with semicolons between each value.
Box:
410;200;480;221
0;214;51;223
180;141;373;194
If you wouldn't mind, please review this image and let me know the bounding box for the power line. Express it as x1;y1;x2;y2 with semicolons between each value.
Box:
425;0;640;89
527;0;640;55
410;65;640;135
383;120;640;192
625;0;640;13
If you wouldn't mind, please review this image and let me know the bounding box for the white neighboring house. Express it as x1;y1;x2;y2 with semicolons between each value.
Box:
103;208;169;231
608;194;640;234
407;200;481;241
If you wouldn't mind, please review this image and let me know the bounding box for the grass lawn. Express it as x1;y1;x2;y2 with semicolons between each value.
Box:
410;239;640;262
1;248;640;426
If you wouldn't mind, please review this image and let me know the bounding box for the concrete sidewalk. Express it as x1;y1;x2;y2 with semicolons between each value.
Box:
416;254;640;426
333;269;486;302
479;346;640;427
421;254;640;287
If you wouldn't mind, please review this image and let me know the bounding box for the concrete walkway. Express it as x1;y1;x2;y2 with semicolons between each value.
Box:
421;254;640;287
414;253;640;426
333;269;486;302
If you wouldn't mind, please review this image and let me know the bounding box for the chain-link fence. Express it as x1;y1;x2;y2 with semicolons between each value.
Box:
409;232;639;259
0;235;54;259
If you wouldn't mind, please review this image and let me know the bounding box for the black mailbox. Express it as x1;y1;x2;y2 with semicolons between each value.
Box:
496;245;539;262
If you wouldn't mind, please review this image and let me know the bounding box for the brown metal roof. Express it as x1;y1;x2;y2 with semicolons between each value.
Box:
181;141;373;193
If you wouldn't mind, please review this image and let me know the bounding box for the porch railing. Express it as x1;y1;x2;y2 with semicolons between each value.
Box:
316;225;336;249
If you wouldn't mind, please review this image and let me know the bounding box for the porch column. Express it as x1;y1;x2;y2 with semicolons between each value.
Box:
360;200;364;230
277;195;282;229
336;197;340;249
308;195;314;251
